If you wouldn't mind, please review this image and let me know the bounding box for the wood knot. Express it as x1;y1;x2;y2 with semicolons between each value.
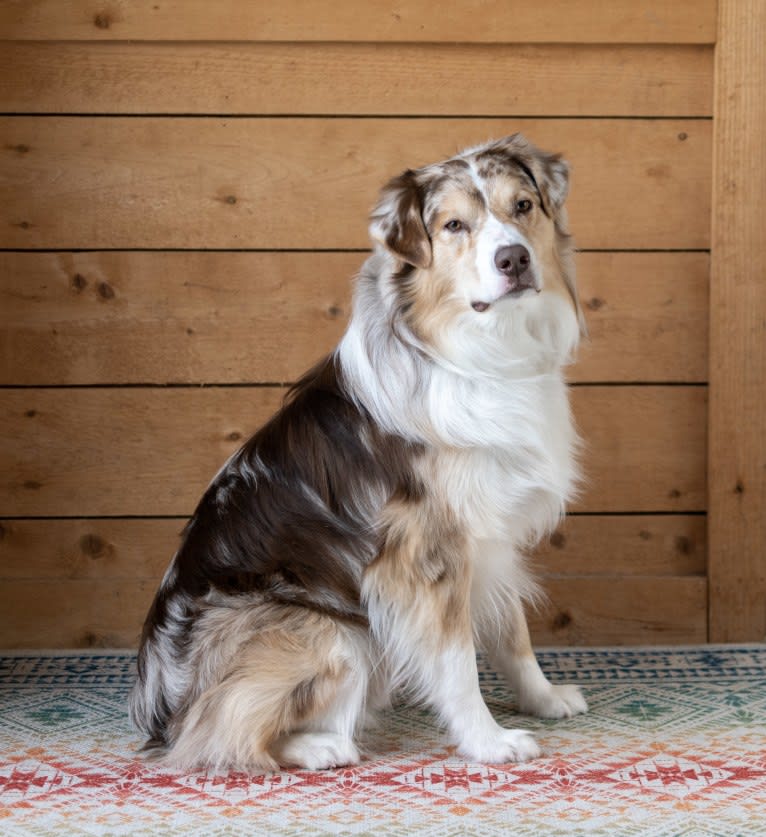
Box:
734;479;745;495
93;12;111;29
226;431;242;442
25;409;37;418
23;480;42;490
639;529;652;541
549;531;566;549
675;535;694;555
71;273;88;292
7;143;30;154
97;281;115;300
586;297;604;311
82;631;103;647
79;533;107;558
668;488;681;499
552;611;573;631
224;195;237;205
327;305;343;319
678;132;688;141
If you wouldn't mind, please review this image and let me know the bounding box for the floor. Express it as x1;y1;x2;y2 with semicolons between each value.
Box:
1;646;765;836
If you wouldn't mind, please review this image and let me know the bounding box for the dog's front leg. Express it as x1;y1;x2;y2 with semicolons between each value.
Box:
486;591;588;720
363;498;540;763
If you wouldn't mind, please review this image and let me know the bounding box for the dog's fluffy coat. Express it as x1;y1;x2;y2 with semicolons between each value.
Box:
130;134;588;771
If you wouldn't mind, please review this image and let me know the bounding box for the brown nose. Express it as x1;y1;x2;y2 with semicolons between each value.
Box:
494;244;531;278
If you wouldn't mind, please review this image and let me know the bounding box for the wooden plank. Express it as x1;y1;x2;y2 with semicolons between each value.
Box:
537;515;706;577
0;1;717;43
0;117;711;250
0;518;185;581
0;576;708;649
0;515;705;581
530;577;708;646
0;42;713;117
0;579;155;648
0;251;708;386
571;387;707;513
708;0;766;642
0;386;706;517
575;253;709;383
0;251;354;386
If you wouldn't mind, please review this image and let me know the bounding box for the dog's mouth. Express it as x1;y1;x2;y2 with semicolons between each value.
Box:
471;284;540;313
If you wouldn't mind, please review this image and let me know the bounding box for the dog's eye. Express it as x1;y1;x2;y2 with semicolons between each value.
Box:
515;199;533;215
444;219;465;233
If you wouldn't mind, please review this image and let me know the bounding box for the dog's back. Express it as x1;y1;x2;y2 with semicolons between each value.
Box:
130;356;414;763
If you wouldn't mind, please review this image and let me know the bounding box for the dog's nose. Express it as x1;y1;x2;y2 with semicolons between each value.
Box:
494;244;531;278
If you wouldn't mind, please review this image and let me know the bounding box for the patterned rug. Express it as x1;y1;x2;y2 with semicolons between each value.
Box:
1;647;764;836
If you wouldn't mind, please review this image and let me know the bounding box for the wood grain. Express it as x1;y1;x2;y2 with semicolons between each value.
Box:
0;576;707;648
0;516;705;582
572;386;707;513
0;386;706;517
0;251;709;385
0;42;713;117
0;1;717;43
530;576;707;646
0;117;711;250
538;515;706;577
575;252;709;383
708;0;766;642
0;579;156;648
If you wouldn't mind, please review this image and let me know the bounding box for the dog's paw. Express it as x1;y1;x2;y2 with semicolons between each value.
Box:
459;728;541;764
272;732;360;770
519;683;588;720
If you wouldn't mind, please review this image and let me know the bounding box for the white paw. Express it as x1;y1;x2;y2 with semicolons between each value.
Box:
459;728;541;764
272;732;360;770
519;683;588;719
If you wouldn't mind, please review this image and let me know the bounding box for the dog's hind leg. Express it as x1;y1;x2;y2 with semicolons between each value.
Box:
163;611;368;772
271;626;369;769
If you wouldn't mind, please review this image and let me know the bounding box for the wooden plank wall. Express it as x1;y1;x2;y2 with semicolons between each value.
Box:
708;0;766;643
0;1;716;648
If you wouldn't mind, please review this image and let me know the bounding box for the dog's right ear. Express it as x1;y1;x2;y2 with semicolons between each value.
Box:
369;169;432;269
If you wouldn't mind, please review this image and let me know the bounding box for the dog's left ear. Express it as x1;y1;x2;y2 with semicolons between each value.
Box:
530;153;569;218
369;169;432;269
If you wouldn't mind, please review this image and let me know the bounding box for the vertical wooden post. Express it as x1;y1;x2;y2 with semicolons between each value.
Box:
709;0;766;641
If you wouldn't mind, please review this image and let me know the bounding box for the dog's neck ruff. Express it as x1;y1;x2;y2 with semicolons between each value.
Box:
336;249;580;450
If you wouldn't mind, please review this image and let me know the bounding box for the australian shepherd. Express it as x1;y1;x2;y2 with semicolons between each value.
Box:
130;134;588;772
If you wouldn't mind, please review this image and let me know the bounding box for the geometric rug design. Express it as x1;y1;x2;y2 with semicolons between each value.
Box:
1;646;765;836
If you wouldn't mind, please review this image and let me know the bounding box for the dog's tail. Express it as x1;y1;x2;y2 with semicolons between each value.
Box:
129;571;190;747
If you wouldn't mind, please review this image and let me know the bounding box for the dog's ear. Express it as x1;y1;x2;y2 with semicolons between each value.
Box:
532;151;569;217
528;152;569;218
369;169;432;269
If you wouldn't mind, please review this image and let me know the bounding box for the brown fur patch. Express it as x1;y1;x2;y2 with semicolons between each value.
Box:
372;170;432;268
367;487;472;643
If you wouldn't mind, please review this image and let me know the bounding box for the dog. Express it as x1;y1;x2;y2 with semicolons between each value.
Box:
130;134;588;772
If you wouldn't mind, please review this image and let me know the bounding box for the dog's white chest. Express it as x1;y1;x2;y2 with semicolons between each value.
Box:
428;376;577;543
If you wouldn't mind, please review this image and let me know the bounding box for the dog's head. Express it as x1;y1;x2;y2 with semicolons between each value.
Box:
369;135;585;362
